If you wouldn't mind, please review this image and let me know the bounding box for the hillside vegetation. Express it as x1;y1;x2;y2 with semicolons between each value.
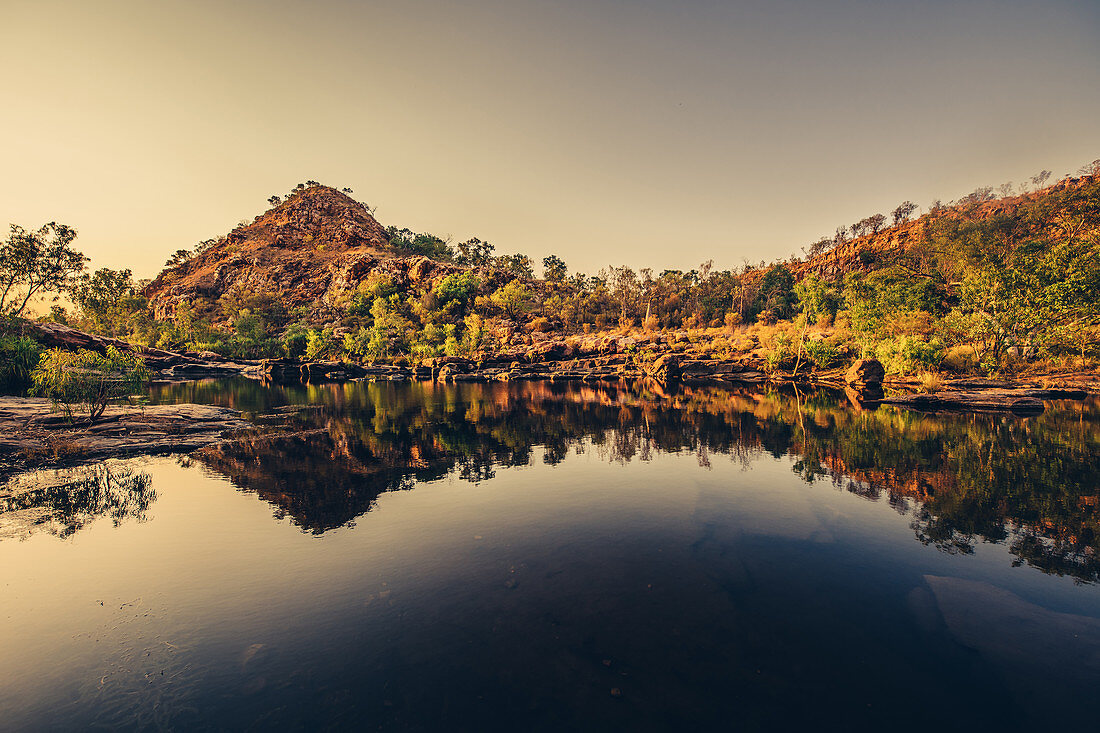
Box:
4;163;1100;381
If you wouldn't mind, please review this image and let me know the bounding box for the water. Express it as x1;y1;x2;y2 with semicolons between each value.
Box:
2;379;1099;731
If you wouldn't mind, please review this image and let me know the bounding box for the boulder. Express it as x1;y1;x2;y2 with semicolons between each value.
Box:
845;358;885;385
648;354;681;381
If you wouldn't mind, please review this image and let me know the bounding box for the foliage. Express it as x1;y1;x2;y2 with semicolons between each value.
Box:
802;338;840;370
70;267;152;339
542;255;568;281
0;333;42;392
386;228;453;260
490;281;534;320
874;336;944;375
754;265;797;322
31;346;148;422
305;328;339;361
0;223;87;317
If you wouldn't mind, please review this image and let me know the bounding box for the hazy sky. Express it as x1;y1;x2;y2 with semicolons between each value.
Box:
3;0;1098;280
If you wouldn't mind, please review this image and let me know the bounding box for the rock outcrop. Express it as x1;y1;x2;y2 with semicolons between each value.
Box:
845;358;885;386
0;398;252;475
141;186;507;324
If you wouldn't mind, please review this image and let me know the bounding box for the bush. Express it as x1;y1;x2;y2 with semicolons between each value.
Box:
0;335;42;392
942;345;978;374
803;338;840;370
282;323;310;359
31;346;148;422
877;336;944;375
305;329;338;361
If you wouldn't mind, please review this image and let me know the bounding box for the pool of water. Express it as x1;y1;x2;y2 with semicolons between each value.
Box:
2;379;1099;730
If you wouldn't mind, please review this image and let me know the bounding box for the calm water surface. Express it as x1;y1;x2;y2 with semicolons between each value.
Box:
2;379;1100;731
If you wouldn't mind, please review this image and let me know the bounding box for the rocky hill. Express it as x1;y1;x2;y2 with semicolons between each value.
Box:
143;173;1100;331
143;186;484;322
791;173;1099;282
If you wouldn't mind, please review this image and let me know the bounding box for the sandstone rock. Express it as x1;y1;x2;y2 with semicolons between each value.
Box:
845;358;885;385
648;354;681;381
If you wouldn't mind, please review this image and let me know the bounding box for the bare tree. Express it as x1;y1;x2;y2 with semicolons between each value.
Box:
891;201;918;226
1029;170;1051;189
1078;160;1100;177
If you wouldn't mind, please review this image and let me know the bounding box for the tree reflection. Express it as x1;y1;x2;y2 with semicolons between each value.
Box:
0;463;155;540
155;379;1100;582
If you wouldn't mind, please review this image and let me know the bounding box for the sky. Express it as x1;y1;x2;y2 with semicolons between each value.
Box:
2;0;1098;280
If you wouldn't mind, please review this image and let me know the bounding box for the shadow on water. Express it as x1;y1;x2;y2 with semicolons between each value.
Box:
144;378;1100;583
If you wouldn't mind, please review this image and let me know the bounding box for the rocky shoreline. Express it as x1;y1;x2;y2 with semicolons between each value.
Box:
19;318;1100;395
2;323;1095;478
0;398;252;476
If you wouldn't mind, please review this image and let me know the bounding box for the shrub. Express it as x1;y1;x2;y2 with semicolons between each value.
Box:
528;317;552;333
0;335;42;392
305;329;338;361
918;372;943;392
803;338;840;370
31;346;148;422
282;323;310;359
942;345;978;374
877;336;945;375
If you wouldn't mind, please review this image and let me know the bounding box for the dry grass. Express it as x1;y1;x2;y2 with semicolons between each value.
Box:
918;372;943;392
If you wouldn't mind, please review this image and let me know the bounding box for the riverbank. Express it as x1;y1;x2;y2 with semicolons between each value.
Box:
0;398;251;477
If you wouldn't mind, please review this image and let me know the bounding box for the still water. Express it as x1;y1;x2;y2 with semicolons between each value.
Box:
2;379;1100;730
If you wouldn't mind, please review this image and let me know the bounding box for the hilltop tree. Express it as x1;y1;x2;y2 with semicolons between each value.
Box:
496;253;534;279
805;237;833;257
0;223;87;318
1030;170;1052;190
1079;160;1100;177
542;254;568;281
165;249;192;268
852;214;886;238
267;195;282;207
454;238;495;267
891;201;917;226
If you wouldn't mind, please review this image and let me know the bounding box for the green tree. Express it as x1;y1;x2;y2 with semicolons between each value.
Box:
490;281;534;320
71;268;150;338
454;238;495;267
31;346;148;422
496;253;534;279
542;255;568;281
0;223;87;317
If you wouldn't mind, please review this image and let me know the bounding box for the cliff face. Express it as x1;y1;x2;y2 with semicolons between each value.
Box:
144;186;403;320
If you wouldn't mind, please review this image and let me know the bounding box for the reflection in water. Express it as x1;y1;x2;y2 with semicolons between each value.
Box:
0;463;155;540
151;378;1100;582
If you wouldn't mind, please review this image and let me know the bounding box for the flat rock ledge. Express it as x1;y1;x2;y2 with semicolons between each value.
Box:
872;389;1076;414
0;398;252;471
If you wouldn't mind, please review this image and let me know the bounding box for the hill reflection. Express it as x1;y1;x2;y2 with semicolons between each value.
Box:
149;379;1100;583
